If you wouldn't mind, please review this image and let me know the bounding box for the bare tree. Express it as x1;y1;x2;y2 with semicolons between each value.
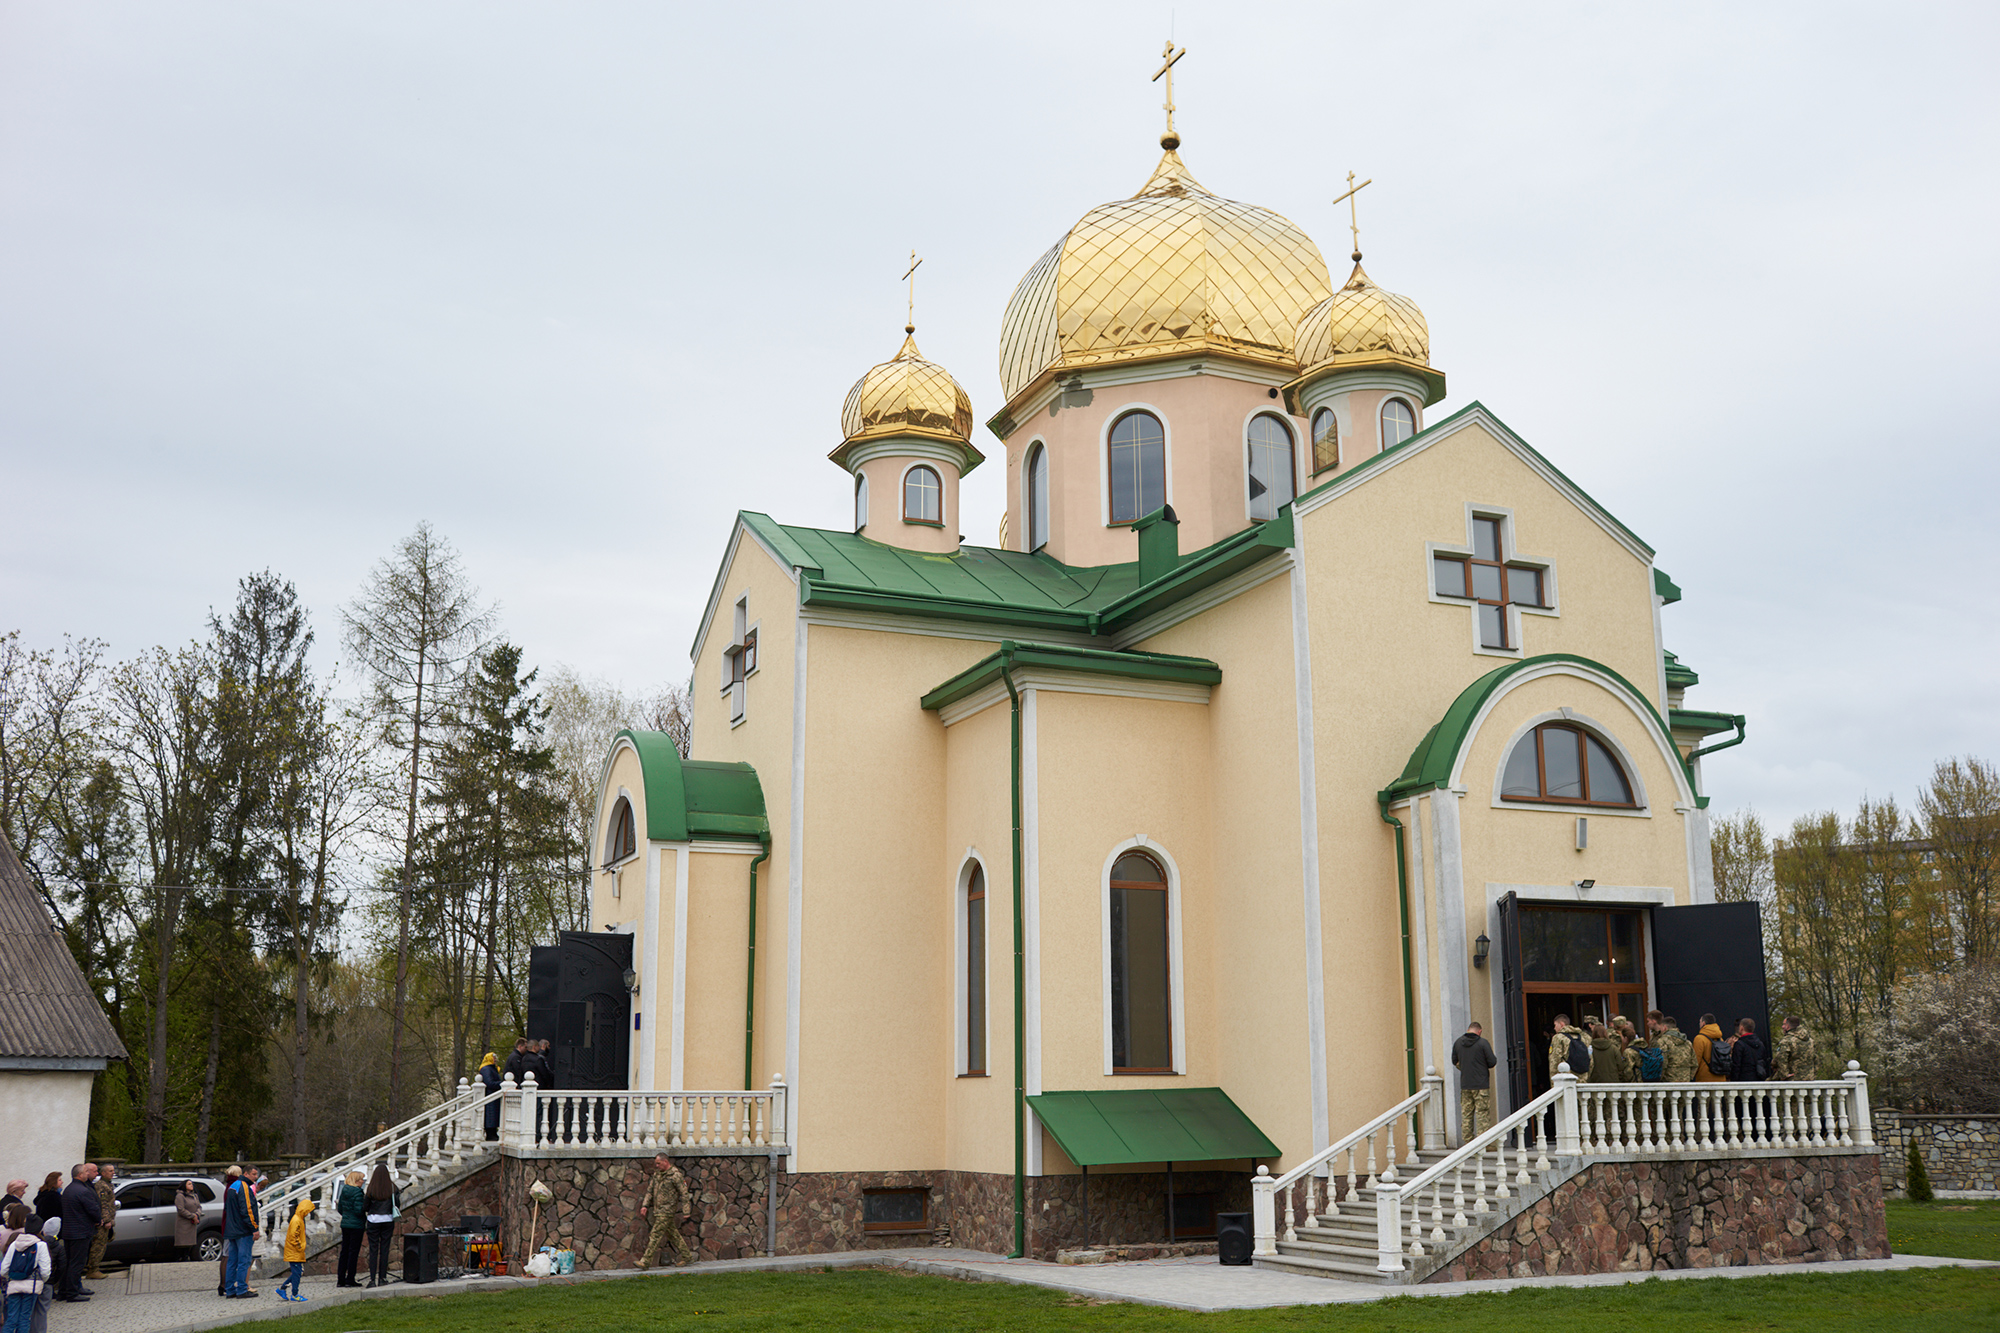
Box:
341;523;493;1121
0;631;106;877
643;682;693;760
1919;756;2000;965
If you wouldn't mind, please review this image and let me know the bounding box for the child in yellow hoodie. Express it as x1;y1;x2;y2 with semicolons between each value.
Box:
277;1200;314;1302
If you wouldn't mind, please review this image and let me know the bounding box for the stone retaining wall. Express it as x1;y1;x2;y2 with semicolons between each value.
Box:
1874;1110;2000;1195
1429;1152;1888;1282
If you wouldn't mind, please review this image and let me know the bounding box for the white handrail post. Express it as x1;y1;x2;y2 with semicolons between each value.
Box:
1251;1166;1277;1256
770;1073;789;1152
1843;1062;1874;1146
1420;1065;1447;1151
1553;1065;1581;1156
1375;1183;1405;1273
520;1070;539;1146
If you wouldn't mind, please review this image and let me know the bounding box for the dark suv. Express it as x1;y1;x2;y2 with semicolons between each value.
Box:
103;1176;229;1263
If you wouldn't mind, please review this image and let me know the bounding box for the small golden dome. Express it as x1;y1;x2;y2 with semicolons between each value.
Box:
839;329;975;446
997;149;1333;405
1293;260;1430;371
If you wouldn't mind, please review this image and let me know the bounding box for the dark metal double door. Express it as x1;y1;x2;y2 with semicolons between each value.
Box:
527;930;633;1091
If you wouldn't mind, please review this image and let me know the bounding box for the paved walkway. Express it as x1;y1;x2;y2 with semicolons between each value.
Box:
47;1248;1996;1332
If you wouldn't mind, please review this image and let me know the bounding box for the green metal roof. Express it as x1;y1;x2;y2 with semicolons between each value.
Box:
615;729;768;843
1670;707;1742;739
919;641;1222;713
1662;651;1699;691
1026;1088;1281;1167
1380;653;1706;809
1653;568;1683;605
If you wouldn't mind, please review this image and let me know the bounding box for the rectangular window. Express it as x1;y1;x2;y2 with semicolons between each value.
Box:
1434;556;1468;598
861;1188;929;1233
1507;566;1543;607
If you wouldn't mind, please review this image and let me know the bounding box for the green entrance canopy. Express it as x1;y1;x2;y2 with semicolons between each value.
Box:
1025;1088;1280;1167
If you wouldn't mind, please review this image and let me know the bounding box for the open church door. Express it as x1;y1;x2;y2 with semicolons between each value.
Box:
527;930;633;1091
1496;892;1530;1111
1650;902;1769;1049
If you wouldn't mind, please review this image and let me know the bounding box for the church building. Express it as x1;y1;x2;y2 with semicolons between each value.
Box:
581;105;1751;1258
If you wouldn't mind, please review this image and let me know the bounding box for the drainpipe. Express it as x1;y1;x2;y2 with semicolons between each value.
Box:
999;643;1027;1259
1687;715;1747;764
744;834;771;1090
1377;797;1420;1098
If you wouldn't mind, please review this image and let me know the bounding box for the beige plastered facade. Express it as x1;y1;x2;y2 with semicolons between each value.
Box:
587;403;1724;1196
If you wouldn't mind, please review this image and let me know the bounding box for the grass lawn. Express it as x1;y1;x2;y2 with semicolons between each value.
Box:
264;1263;1999;1333
1888;1197;2000;1261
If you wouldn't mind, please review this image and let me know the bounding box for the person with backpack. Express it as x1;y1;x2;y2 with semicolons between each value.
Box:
3;1206;51;1333
1729;1018;1768;1081
1547;1014;1590;1082
1693;1015;1730;1083
1584;1023;1623;1084
30;1219;59;1333
1658;1017;1696;1082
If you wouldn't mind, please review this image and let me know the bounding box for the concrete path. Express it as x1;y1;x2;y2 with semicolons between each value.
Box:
47;1248;1997;1332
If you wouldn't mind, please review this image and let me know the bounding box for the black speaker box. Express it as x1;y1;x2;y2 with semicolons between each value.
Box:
1214;1211;1253;1266
402;1232;439;1284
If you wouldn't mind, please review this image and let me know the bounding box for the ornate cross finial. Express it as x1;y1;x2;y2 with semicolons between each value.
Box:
1332;171;1373;263
1152;41;1186;150
902;250;923;334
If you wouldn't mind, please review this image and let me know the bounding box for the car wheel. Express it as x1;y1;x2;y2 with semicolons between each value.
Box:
196;1233;222;1263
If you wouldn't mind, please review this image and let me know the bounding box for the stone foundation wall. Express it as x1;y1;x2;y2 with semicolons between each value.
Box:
1874;1110;2000;1194
297;1164;504;1276
500;1154;774;1268
1430;1152;1889;1283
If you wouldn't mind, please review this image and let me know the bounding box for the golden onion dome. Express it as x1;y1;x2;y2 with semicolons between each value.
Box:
997;149;1333;405
838;329;975;446
1293;260;1430;372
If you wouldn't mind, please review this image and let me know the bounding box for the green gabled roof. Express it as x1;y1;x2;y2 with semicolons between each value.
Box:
614;729;768;843
920;640;1223;712
1379;653;1705;808
736;508;1293;637
1662;650;1699;691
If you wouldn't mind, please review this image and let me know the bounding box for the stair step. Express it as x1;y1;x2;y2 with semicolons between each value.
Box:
1280;1237;1401;1263
1255;1250;1395;1282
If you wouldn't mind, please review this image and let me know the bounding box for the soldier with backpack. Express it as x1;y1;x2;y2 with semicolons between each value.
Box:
1774;1017;1817;1081
1547;1015;1590;1082
1657;1016;1696;1082
1693;1015;1730;1082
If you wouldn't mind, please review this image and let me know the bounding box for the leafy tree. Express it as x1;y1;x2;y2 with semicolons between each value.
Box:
1918;757;2000;964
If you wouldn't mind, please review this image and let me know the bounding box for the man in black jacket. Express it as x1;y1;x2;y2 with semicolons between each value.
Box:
1451;1022;1499;1142
1729;1018;1768;1081
58;1163;100;1302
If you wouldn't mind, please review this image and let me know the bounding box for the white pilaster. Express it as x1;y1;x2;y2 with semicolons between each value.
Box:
1287;556;1330;1156
670;843;691;1091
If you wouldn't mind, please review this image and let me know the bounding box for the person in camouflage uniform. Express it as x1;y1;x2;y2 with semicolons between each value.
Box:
1547;1014;1576;1082
636;1155;692;1268
1775;1016;1817;1081
1657;1016;1696;1082
85;1163;116;1280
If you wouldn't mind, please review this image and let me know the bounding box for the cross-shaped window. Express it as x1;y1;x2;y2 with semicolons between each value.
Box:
1432;514;1550;651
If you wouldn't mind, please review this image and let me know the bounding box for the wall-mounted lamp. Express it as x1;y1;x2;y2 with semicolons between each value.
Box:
1574;879;1595;891
1473;933;1491;969
621;967;640;996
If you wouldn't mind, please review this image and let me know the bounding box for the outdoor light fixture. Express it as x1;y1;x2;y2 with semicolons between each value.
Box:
621;967;640;996
1574;879;1596;891
1473;933;1491;968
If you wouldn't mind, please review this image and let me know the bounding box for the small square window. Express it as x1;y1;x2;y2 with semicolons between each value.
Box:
1473;517;1502;561
1507;566;1542;607
1434;556;1468;598
861;1187;929;1234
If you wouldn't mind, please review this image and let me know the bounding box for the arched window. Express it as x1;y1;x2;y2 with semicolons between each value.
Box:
903;465;942;524
1109;850;1172;1072
1246;414;1296;522
854;473;868;531
1501;724;1637;807
965;863;987;1075
1381;397;1416;447
1025;444;1049;551
604;797;636;865
1311;408;1339;475
1107;411;1166;525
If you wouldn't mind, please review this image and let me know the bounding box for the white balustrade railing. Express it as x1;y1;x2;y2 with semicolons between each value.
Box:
507;1073;789;1153
1364;1061;1876;1274
1252;1068;1447;1257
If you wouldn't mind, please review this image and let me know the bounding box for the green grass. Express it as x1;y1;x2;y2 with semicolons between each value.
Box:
260;1264;1999;1333
1888;1198;2000;1261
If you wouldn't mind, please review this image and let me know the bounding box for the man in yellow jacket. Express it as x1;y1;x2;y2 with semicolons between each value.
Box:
277;1201;314;1303
1693;1015;1729;1083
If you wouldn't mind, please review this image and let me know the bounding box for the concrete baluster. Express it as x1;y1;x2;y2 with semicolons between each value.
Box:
1420;1066;1446;1152
1251;1166;1278;1256
1429;1179;1445;1243
1553;1065;1581;1156
1472;1139;1489;1212
1374;1183;1405;1273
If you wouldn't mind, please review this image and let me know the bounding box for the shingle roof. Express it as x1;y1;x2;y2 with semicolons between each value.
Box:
0;831;127;1062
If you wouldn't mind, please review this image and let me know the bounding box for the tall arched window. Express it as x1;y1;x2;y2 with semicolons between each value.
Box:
1107;411;1166;525
965;864;987;1075
854;473;869;531
1501;724;1637;807
1311;408;1339;475
1109;850;1172;1072
1025;444;1049;551
1381;397;1416;447
604;797;636;866
1246;414;1296;521
903;465;942;524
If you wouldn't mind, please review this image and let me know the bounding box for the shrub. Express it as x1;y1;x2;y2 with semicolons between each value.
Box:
1867;965;2000;1113
1907;1142;1935;1201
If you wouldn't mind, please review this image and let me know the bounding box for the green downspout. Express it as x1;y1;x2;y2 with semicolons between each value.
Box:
1687;715;1747;764
1377;797;1420;1098
1000;643;1027;1259
744;835;771;1090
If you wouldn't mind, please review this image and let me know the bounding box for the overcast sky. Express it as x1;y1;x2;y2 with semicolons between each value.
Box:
2;2;1994;832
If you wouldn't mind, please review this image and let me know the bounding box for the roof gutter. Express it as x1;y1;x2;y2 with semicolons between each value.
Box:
999;643;1028;1258
1687;714;1748;764
1376;795;1421;1099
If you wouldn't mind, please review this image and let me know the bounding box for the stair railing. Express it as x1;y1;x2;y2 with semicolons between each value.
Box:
1251;1067;1445;1257
1573;1062;1872;1154
505;1072;789;1152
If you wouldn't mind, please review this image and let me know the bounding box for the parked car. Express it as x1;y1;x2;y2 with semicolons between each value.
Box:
104;1176;229;1263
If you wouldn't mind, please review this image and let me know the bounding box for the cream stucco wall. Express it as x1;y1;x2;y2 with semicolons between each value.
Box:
0;1069;97;1191
680;846;759;1091
854;453;962;553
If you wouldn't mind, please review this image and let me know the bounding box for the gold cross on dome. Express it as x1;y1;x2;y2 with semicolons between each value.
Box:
902;250;923;332
1332;171;1372;261
1152;41;1186;143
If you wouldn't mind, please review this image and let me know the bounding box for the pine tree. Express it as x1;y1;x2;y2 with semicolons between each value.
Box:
1907;1141;1934;1201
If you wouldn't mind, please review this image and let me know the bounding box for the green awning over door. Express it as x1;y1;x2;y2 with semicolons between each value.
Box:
1025;1088;1280;1166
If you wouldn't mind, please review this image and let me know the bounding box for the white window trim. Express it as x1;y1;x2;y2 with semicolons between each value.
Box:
1240;406;1301;522
899;460;946;526
954;850;993;1077
1425;503;1560;659
855;473;868;532
1098;404;1173;528
1022;438;1049;552
1099;836;1187;1076
1487;708;1654;817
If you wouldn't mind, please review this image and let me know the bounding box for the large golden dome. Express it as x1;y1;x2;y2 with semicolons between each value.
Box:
1293;260;1430;371
997;149;1334;404
838;330;975;446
